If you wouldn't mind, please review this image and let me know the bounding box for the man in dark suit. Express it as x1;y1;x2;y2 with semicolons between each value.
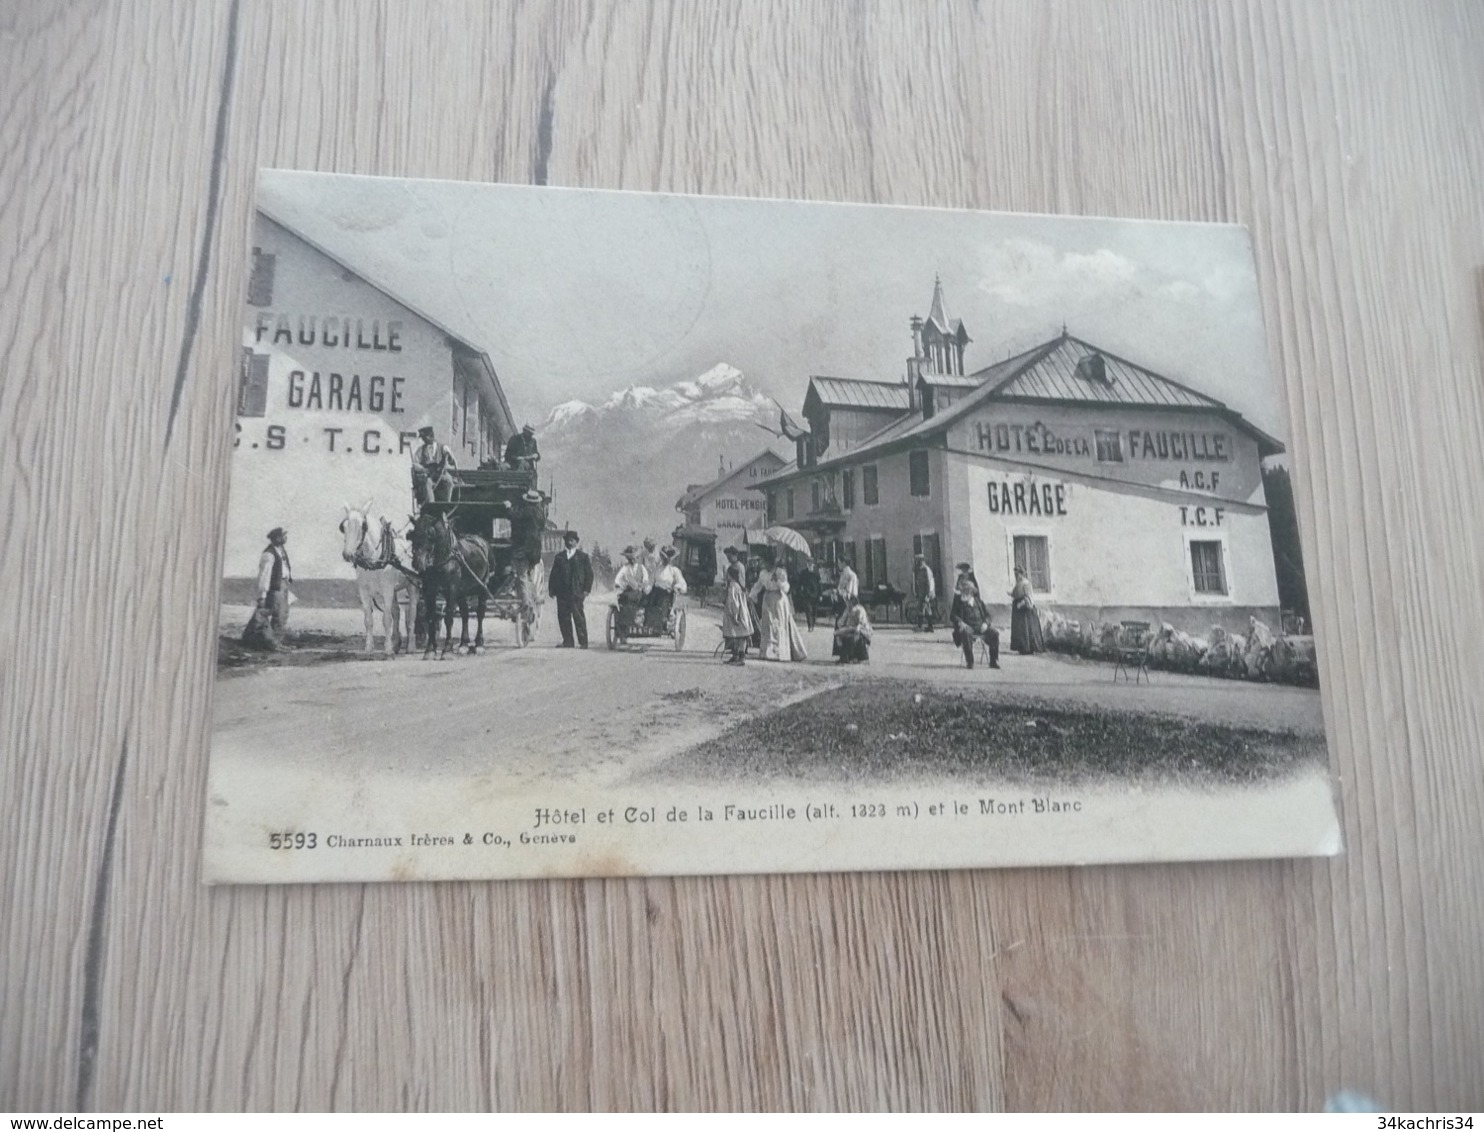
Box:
547;530;593;648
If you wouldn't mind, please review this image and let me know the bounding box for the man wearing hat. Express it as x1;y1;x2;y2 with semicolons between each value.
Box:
504;423;541;472
547;530;593;648
645;544;689;632
949;574;999;670
509;489;546;624
912;552;938;632
251;526;293;647
412;426;457;506
954;561;979;591
612;545;651;642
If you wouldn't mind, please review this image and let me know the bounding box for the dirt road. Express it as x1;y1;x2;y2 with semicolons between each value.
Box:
214;597;1327;790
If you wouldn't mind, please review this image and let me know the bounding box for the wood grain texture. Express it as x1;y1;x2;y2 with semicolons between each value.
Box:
2;0;1482;1111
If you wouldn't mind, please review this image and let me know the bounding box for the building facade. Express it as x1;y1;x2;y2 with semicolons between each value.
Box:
754;283;1286;635
224;210;517;599
674;449;787;547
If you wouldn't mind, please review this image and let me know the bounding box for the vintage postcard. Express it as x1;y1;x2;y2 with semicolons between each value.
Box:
204;171;1340;883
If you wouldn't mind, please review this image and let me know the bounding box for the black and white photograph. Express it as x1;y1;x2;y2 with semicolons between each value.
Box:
206;171;1340;883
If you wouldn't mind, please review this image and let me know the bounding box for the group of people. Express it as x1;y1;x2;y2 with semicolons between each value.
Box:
412;423;541;507
717;547;1046;672
611;537;690;643
946;562;1046;669
719;546;812;665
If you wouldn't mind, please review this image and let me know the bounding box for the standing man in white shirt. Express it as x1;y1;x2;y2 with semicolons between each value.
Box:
612;545;652;643
835;559;859;626
255;527;293;646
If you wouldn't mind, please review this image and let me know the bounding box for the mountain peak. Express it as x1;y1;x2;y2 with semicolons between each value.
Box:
540;363;770;435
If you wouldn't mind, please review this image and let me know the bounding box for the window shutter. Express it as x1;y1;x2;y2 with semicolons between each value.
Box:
842;469;854;510
246;247;276;307
863;465;879;505
238;350;269;417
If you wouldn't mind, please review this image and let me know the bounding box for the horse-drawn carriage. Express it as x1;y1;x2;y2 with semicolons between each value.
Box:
671;524;718;606
409;466;547;655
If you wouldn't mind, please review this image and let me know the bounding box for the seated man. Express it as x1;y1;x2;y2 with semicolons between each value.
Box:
412;426;457;507
504;423;540;472
612;545;650;640
646;545;688;631
832;597;873;664
949;579;1000;670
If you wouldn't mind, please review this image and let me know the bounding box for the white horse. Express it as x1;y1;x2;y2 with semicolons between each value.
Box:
339;501;418;655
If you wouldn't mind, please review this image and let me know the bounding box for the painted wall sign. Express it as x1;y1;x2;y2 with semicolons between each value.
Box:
252;312;405;352
1127;429;1229;462
234;423;421;455
286;371;406;413
1179;505;1225;526
974;420;1090;458
987;479;1068;516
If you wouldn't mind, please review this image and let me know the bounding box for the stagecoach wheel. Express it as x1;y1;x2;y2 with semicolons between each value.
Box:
673;608;687;651
605;606;619;650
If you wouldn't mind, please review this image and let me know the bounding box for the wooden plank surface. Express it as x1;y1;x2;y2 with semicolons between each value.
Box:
3;0;1483;1111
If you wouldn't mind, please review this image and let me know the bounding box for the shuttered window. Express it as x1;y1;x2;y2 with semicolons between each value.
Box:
867;537;888;589
863;465;879;505
842;469;855;510
785;489;795;519
1094;429;1124;462
766;492;777;524
1190;540;1227;595
1013;535;1051;592
908;450;930;496
247;247;276;307
238;349;269;417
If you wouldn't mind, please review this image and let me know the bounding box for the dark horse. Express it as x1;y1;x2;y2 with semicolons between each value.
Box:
409;510;494;658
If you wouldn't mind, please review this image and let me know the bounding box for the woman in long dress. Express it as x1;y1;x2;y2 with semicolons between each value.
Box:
721;560;754;665
750;550;808;661
1009;565;1045;654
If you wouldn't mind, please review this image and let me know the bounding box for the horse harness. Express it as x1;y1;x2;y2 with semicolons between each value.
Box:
348;515;420;581
421;514;500;602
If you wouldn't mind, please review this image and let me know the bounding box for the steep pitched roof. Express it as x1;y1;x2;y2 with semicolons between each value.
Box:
806;376;911;412
987;335;1225;410
255;204;517;439
922;275;968;341
675;448;788;509
758;332;1283;486
917;373;984;389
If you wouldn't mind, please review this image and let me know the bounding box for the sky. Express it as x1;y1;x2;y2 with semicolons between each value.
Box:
257;170;1289;442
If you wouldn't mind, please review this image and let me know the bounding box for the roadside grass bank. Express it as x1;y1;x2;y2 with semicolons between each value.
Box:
658;679;1327;789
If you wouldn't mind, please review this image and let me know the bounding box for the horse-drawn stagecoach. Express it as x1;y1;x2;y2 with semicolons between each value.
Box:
409;465;548;655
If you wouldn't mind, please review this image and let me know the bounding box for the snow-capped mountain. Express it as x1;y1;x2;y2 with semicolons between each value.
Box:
540;363;773;435
535;364;787;559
